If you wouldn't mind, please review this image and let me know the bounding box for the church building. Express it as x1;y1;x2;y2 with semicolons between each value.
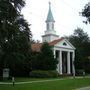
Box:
32;2;75;75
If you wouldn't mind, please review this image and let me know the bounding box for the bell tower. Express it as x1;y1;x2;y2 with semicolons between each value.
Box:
42;2;59;42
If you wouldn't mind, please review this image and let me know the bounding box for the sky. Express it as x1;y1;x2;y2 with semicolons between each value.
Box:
22;0;90;41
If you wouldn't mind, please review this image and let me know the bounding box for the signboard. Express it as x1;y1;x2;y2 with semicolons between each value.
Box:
3;68;9;78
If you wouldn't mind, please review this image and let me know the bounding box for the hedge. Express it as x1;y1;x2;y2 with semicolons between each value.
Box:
30;70;59;78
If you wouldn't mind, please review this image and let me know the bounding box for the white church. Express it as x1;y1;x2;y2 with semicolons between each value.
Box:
32;2;76;75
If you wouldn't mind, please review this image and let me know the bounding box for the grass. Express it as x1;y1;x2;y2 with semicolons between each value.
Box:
0;77;90;90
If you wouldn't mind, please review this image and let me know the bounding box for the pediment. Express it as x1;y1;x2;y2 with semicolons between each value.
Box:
54;39;75;49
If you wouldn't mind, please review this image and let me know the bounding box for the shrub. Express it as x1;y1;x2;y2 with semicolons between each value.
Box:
76;69;84;76
30;70;59;78
0;76;3;81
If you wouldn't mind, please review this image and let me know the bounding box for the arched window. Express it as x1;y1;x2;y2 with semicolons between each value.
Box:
52;23;54;29
47;23;49;30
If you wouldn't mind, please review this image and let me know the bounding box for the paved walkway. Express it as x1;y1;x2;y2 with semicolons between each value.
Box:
0;78;66;85
75;86;90;90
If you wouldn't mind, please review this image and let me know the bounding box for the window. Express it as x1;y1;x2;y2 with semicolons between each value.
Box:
47;23;49;30
63;42;67;46
52;23;54;29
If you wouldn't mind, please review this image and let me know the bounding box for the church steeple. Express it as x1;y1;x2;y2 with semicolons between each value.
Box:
42;2;59;42
46;2;55;22
45;2;55;33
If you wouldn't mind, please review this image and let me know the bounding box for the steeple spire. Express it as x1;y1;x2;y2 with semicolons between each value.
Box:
45;2;55;32
46;2;55;22
49;1;51;9
42;2;59;42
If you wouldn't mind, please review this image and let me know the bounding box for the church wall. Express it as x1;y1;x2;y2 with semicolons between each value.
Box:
42;35;51;42
42;34;59;42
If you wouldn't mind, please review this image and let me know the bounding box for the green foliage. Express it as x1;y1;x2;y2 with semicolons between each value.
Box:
39;42;58;70
31;52;40;70
30;70;59;78
0;0;32;76
81;2;90;24
76;69;85;76
31;42;58;70
68;28;90;73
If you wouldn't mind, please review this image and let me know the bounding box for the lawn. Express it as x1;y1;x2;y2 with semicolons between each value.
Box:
0;77;90;90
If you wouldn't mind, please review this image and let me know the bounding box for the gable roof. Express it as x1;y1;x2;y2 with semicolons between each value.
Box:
31;38;75;52
49;38;64;46
31;38;64;52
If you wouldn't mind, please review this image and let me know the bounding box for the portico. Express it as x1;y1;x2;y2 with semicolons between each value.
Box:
54;47;75;75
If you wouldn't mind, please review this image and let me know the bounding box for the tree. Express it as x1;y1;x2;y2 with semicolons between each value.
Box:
0;0;32;76
68;28;90;73
32;42;58;70
81;2;90;73
81;2;90;24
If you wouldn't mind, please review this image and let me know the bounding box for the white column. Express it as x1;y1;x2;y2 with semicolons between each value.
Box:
53;49;55;58
59;50;62;74
57;57;60;73
67;51;71;74
54;50;59;73
72;51;75;77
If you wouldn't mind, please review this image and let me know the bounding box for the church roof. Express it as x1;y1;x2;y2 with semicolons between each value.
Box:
31;38;64;52
31;43;42;52
49;38;64;46
46;2;55;22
